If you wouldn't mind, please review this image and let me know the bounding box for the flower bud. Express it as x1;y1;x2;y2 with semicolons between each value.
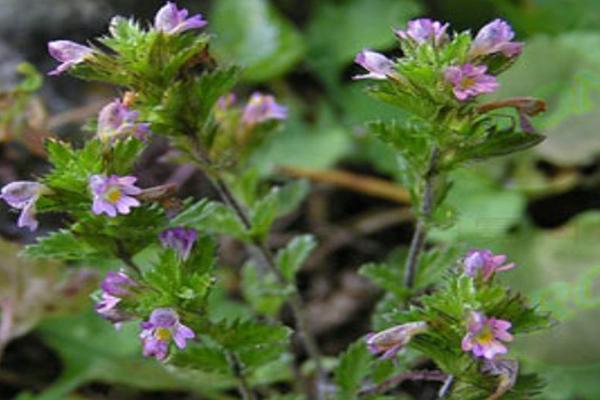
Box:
365;321;428;360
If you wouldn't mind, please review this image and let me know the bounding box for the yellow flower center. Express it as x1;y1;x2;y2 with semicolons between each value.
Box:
105;187;122;203
155;327;172;341
461;77;476;88
476;326;495;344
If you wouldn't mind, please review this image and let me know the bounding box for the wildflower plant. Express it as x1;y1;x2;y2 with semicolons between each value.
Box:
0;4;556;400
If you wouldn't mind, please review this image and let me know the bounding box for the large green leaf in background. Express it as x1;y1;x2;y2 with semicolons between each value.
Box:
250;104;353;174
493;0;600;36
35;312;233;400
211;0;305;82
306;0;421;85
496;32;600;165
430;168;527;242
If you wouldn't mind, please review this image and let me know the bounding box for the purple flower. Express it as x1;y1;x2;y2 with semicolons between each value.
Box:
95;271;138;327
48;40;93;76
444;64;499;101
95;292;131;327
154;2;207;34
101;271;138;297
353;49;395;80
365;321;428;360
97;99;150;142
395;18;449;45
241;93;288;126
217;93;237;111
0;181;46;231
462;311;513;360
140;308;195;361
160;227;198;260
469;19;523;59
464;249;515;281
89;175;142;217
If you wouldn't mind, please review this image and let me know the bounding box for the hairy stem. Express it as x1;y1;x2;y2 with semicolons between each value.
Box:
438;374;454;399
226;351;256;400
209;173;326;399
403;147;439;288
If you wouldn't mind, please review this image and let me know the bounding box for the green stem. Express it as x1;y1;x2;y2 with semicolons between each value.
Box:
403;146;439;288
209;173;326;399
226;351;256;400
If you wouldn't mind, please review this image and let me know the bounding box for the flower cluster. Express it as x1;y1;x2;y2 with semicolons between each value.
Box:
355;18;524;102
48;1;207;76
461;249;516;360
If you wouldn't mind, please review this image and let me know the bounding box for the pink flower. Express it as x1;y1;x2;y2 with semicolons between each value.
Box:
140;308;195;361
154;2;207;34
97;99;150;142
444;64;499;101
241;93;288;126
469;19;523;59
353;49;395;80
89;175;142;217
464;249;516;281
0;181;46;231
365;321;428;360
395;18;449;45
48;40;93;76
462;311;513;360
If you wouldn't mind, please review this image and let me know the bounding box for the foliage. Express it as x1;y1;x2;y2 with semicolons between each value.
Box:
4;0;597;399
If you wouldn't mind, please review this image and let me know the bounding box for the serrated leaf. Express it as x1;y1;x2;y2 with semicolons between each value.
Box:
206;319;292;371
22;229;107;262
171;199;249;240
334;340;372;400
241;263;285;316
110;138;145;175
276;235;316;281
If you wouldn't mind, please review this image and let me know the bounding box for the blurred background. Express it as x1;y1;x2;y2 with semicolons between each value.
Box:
0;0;599;399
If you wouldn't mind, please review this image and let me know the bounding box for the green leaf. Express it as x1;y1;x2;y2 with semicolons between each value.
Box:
452;130;545;165
37;311;233;399
171;344;230;375
241;263;286;316
430;169;526;243
273;179;310;217
494;32;600;165
22;230;108;262
276;235;317;281
171;199;249;240
360;262;408;299
110;138;145;175
211;0;305;82
334;340;372;400
306;0;420;85
206;319;292;371
250;104;353;174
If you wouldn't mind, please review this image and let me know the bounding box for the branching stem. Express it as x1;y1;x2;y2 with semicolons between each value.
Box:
194;156;326;399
